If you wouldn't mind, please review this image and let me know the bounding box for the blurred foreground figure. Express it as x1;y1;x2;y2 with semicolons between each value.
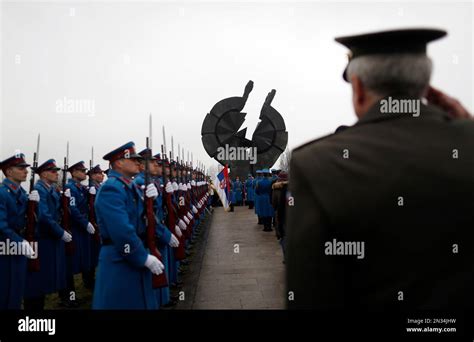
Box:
287;28;474;309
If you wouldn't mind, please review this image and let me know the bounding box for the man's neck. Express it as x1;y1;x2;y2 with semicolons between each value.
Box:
40;178;53;187
6;177;21;186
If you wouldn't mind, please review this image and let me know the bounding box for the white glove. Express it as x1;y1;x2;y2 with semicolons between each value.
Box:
191;180;196;186
20;240;36;259
145;183;158;199
183;216;190;225
174;225;183;238
192;206;198;214
172;182;179;191
28;190;40;202
178;219;187;230
64;188;71;198
187;212;193;220
165;182;174;193
144;255;164;275
62;230;72;242
169;234;179;248
197;202;202;209
87;222;95;235
187;183;191;190
89;187;96;195
178;183;183;191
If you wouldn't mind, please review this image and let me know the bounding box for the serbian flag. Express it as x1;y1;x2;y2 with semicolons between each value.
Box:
215;164;230;210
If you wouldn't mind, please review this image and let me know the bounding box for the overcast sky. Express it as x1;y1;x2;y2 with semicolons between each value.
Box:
1;0;472;176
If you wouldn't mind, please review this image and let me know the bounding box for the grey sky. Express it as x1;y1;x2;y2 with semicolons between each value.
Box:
1;1;472;177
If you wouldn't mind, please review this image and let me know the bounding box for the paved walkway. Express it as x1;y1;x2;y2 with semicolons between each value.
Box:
176;206;286;309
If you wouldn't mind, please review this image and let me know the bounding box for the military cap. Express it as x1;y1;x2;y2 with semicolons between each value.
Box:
0;153;30;174
68;161;87;173
335;28;447;81
138;148;157;160
153;153;163;165
261;168;271;174
87;164;104;175
36;159;60;174
103;141;142;162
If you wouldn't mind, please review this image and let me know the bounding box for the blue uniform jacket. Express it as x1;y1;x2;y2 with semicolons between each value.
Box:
66;179;92;274
245;178;254;202
255;177;275;217
24;180;66;298
92;169;157;310
0;179;28;309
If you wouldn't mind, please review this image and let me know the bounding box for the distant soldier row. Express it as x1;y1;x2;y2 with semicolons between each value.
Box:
0;141;212;310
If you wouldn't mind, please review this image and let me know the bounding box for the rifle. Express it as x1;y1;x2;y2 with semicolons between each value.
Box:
26;134;40;272
145;118;167;288
62;142;74;255
162;128;185;260
88;147;100;243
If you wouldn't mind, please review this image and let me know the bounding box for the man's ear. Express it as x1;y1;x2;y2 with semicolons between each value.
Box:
351;74;365;106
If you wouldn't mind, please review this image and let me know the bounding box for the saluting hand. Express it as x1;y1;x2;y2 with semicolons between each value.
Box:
427;86;472;119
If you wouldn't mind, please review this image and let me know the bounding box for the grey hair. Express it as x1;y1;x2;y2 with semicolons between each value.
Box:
346;53;433;98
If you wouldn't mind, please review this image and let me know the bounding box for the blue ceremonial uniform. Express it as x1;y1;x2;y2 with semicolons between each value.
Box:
134;173;172;308
254;172;262;216
232;179;243;204
89;180;102;271
255;176;274;217
93;169;157;310
245;177;254;202
24;179;67;298
66;178;92;274
0;179;28;309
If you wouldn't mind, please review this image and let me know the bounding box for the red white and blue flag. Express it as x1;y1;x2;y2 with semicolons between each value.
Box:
215;164;230;210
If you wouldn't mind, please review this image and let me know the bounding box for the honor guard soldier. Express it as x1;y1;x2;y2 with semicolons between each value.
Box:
244;174;255;209
232;177;243;206
24;159;70;310
134;148;179;308
254;170;263;224
287;28;474;310
61;161;95;307
88;164;105;191
92;142;164;309
255;169;274;232
85;164;105;290
0;154;38;309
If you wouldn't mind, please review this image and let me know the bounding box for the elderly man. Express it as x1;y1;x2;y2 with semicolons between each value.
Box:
287;28;474;310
